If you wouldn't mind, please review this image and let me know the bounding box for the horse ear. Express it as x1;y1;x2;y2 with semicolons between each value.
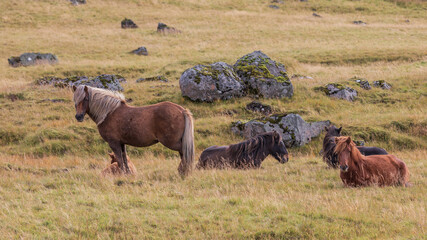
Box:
338;127;342;133
72;85;77;92
324;126;328;131
84;85;88;93
346;136;351;144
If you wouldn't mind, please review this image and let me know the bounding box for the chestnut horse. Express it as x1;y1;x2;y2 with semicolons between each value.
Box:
323;125;388;168
73;85;194;178
197;131;289;169
102;153;137;176
334;136;409;187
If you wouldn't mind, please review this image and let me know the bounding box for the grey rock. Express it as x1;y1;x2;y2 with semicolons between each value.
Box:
70;0;86;5
291;74;313;80
373;80;391;90
271;0;284;3
269;5;280;9
233;51;293;99
37;74;126;91
246;101;272;115
351;77;371;90
353;20;367;25
315;83;357;101
231;113;330;147
180;62;245;102
313;12;321;18
8;53;58;67
136;76;168;83
121;18;138;29
157;22;180;34
130;47;148;56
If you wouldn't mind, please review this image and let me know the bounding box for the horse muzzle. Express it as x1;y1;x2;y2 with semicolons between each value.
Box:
340;165;349;172
75;114;85;122
280;154;289;164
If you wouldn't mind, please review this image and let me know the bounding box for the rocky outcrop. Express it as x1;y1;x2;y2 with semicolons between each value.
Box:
246;101;272;115
37;74;126;91
180;62;245;102
350;77;371;90
8;53;58;67
373;80;391;90
233;51;293;99
121;18;138;29
157;22;180;34
231;114;330;147
130;47;148;56
315;83;357;101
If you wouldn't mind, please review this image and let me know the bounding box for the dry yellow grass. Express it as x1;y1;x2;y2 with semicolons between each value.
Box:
0;0;426;239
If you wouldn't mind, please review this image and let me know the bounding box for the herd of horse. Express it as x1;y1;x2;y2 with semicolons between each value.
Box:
73;85;410;187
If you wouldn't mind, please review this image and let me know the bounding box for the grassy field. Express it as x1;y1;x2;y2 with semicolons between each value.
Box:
0;0;426;239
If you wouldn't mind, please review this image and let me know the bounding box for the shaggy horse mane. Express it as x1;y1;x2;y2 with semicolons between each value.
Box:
228;132;272;165
73;85;125;125
334;136;364;163
323;135;337;166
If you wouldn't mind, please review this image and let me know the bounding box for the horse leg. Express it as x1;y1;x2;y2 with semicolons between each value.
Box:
108;141;125;173
121;144;130;174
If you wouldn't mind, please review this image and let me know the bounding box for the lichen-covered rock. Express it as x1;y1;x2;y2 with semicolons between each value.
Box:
37;74;126;91
350;77;371;90
246;101;272;115
157;22;180;34
234;51;293;99
180;62;245;102
130;47;148;56
8;53;58;67
373;80;391;90
231;113;330;147
315;83;357;101
121;18;138;29
136;76;168;83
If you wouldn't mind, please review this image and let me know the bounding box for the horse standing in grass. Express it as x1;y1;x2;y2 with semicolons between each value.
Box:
197;131;289;169
334;136;410;187
73;85;194;178
323;125;388;168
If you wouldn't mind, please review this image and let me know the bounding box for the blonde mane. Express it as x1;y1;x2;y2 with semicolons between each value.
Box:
334;136;365;162
73;85;125;125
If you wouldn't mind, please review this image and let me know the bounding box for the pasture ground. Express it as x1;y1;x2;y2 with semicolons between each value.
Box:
0;0;426;239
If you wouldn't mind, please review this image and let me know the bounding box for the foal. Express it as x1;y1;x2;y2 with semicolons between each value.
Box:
334;136;409;187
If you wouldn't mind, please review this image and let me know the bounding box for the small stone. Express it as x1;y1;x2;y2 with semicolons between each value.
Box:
157;22;180;34
246;101;272;115
315;83;357;101
312;12;321;18
130;47;148;56
373;80;391;90
121;18;138;29
269;5;280;9
353;20;367;25
271;0;284;3
291;74;313;80
136;76;168;83
70;0;86;5
350;77;371;90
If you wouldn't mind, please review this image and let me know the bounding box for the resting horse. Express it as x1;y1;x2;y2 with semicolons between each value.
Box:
335;136;409;187
197;131;289;169
323;125;388;168
73;85;194;178
102;152;137;176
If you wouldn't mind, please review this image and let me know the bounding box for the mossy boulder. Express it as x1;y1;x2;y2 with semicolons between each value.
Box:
157;22;181;34
315;83;357;101
233;51;293;99
8;53;58;67
179;62;245;102
130;47;148;56
37;74;126;91
121;18;138;29
231;113;330;147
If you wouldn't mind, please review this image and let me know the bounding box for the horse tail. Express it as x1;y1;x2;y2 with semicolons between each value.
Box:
179;108;195;178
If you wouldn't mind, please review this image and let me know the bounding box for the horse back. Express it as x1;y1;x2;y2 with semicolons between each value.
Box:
364;154;409;185
197;146;230;169
357;146;388;156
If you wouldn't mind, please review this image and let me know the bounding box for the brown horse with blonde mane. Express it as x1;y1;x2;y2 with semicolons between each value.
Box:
73;85;194;178
335;136;410;187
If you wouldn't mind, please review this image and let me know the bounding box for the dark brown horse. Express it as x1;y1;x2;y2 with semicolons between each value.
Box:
323;125;388;168
197;131;289;169
73;85;194;177
334;136;410;187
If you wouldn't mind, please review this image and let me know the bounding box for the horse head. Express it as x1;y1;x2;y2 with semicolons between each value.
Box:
325;125;342;137
334;136;353;172
72;85;90;122
270;131;289;164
